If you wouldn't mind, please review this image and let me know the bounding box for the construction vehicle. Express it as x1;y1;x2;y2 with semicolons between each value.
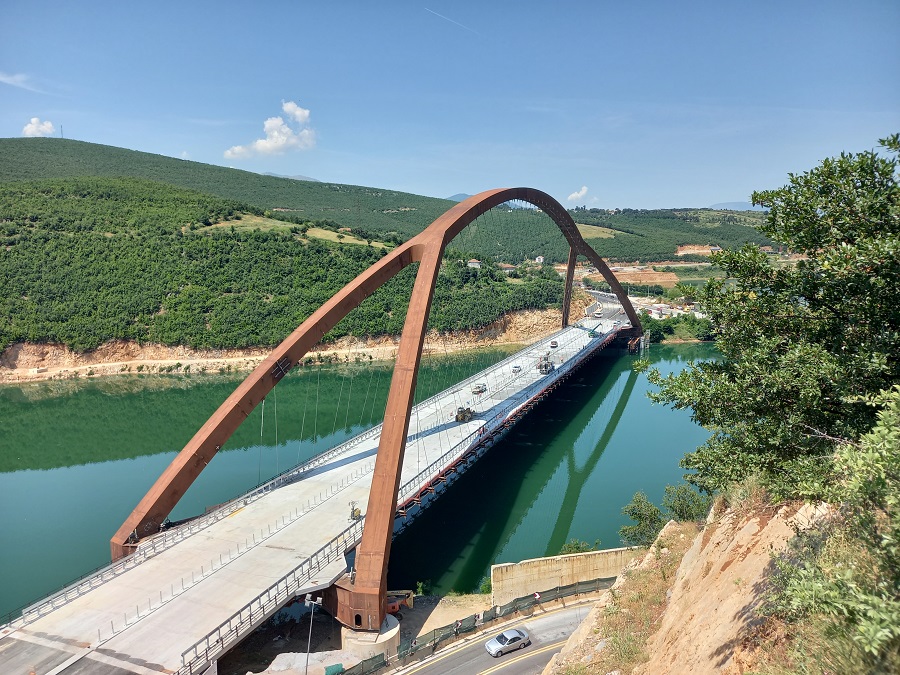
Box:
537;354;555;375
386;589;415;616
455;406;474;422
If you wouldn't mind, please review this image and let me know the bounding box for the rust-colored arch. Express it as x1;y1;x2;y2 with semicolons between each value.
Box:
111;188;642;626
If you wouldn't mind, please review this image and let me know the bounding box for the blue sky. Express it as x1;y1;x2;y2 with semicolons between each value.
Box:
2;1;897;208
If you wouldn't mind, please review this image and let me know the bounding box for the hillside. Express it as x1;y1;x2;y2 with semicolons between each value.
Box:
0;138;773;264
0;138;453;242
0;176;565;352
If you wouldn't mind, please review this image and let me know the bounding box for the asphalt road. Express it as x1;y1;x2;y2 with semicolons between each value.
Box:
395;604;593;675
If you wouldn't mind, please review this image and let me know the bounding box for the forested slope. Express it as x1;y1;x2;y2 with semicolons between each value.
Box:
0;177;564;352
1;138;772;264
0;138;452;241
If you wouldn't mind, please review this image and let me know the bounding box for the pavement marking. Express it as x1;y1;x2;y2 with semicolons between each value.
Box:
396;600;598;675
477;639;567;674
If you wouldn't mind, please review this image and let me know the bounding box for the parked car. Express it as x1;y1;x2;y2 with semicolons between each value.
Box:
550;340;558;348
485;628;530;657
471;383;487;395
511;365;522;374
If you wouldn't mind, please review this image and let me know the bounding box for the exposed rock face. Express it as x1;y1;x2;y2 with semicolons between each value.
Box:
544;503;830;675
0;299;594;383
638;502;831;675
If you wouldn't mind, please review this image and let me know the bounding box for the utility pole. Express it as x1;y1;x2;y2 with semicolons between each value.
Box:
305;594;323;675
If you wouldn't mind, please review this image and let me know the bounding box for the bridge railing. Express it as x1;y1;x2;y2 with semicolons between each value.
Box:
1;322;614;631
397;325;616;504
178;516;366;674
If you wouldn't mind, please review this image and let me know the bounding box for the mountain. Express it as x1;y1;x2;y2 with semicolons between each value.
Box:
709;201;767;212
446;193;472;202
0;137;453;240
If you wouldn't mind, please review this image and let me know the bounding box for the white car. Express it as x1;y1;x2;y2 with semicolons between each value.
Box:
512;365;522;374
484;628;530;657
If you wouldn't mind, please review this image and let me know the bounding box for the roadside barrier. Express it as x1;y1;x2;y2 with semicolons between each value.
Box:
340;576;614;675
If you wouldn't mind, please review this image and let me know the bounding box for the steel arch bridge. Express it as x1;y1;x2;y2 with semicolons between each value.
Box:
111;187;642;630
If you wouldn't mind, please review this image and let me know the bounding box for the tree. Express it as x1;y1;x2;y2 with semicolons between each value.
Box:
619;484;710;546
765;386;900;669
619;492;664;546
647;135;900;497
559;538;600;554
662;484;712;522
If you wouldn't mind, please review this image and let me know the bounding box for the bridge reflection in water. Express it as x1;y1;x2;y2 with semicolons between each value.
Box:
0;314;631;675
1;188;643;674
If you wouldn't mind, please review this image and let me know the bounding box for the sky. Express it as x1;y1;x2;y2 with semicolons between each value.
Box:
1;1;898;208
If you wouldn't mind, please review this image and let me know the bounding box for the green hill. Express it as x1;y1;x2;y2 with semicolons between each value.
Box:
0;175;564;352
0;138;453;242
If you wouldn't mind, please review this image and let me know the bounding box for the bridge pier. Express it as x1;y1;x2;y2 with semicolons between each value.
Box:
339;613;401;662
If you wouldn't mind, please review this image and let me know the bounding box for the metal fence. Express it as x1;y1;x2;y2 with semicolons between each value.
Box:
338;576;614;675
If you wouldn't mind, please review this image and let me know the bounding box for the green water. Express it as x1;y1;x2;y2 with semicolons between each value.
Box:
0;343;714;618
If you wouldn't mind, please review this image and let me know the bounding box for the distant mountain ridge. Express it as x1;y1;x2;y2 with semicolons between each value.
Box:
0;137;453;241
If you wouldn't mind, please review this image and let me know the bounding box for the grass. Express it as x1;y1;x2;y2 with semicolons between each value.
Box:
575;223;615;239
305;227;387;248
745;529;898;675
561;521;700;674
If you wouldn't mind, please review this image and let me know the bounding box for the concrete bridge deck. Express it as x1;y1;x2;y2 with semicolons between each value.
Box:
0;312;628;675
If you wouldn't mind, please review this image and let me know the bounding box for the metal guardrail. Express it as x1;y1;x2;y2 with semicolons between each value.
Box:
178;517;366;674
340;576;616;675
3;320;617;644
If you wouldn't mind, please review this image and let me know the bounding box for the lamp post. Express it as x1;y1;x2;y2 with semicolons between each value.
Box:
305;593;323;675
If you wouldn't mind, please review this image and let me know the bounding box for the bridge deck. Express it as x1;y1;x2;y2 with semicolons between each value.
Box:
0;312;628;675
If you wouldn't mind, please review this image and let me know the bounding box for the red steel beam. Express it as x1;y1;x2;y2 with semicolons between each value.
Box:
111;188;642;632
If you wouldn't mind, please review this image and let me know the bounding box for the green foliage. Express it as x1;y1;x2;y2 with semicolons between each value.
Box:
661;484;712;522
0;138;453;242
765;387;900;669
576;207;771;263
647;135;900;497
0;177;563;352
478;576;492;594
0;139;771;264
642;313;713;343
619;484;711;546
559;538;601;554
619;492;665;547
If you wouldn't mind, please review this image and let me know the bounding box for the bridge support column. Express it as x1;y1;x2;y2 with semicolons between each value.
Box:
561;246;577;327
340;614;400;662
334;243;445;631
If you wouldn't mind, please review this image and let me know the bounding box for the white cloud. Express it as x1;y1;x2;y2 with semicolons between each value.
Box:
281;100;310;124
180;151;191;160
567;185;588;202
225;101;316;159
1;71;41;92
22;117;55;137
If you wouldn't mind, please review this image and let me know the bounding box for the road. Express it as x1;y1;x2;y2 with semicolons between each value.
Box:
395;604;593;675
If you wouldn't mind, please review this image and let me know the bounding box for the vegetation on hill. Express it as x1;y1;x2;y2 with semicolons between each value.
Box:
0;138;453;241
574;206;772;262
631;134;900;670
1;138;773;264
0;176;563;352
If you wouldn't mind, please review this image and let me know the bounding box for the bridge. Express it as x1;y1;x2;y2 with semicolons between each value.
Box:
0;189;641;674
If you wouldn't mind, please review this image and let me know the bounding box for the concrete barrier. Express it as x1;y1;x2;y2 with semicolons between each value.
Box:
491;547;641;606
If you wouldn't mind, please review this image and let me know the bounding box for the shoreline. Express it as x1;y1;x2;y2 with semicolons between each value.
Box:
0;308;574;385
